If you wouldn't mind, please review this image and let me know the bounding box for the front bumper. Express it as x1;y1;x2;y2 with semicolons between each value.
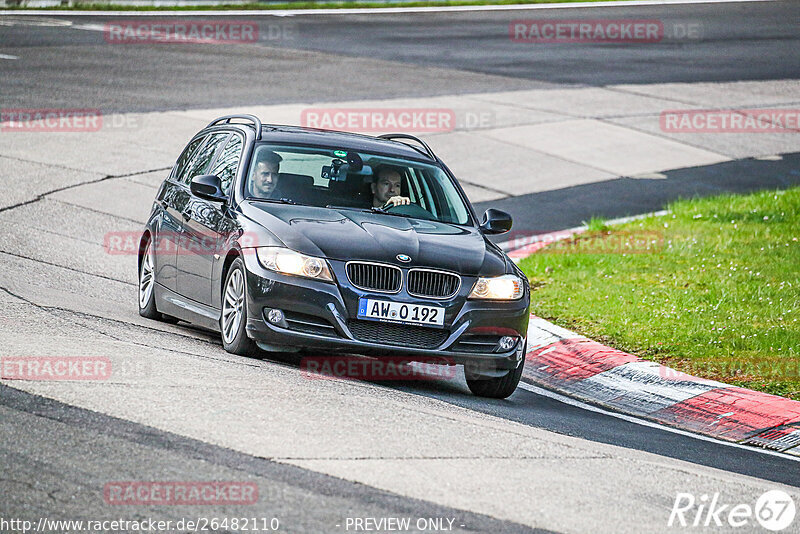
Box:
241;254;530;372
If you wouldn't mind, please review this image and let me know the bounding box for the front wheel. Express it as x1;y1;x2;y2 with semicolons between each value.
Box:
465;342;525;399
138;238;177;323
220;257;258;357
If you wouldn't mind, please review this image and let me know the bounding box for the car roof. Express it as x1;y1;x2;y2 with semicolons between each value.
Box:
255;124;437;163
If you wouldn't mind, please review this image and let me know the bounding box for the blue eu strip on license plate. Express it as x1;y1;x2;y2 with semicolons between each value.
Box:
357;298;444;327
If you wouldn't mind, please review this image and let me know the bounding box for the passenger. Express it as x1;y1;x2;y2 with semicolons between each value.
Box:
371;164;411;208
251;150;282;197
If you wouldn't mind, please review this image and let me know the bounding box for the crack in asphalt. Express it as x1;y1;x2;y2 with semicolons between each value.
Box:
0;165;170;215
0;448;100;498
0;250;134;286
0;285;257;368
50;198;146;226
0;477;36;491
267;455;609;461
1;218;110;248
0;153;102;175
0;164;165;285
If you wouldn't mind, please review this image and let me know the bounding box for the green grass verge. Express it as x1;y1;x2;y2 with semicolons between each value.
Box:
2;0;633;11
519;187;800;400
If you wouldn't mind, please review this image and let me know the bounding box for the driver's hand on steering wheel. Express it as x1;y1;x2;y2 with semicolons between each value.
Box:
384;196;411;208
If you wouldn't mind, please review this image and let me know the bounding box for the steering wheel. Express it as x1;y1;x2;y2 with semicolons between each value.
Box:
382;202;434;220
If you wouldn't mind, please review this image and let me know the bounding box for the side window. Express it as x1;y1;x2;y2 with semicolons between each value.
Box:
172;136;205;182
179;132;230;185
208;134;243;195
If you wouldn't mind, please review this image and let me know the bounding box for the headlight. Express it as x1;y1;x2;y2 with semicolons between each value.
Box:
255;247;333;282
468;274;524;300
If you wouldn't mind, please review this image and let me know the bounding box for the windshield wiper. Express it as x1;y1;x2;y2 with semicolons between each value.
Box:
251;197;298;205
369;206;420;220
326;205;371;212
328;204;405;217
326;204;422;221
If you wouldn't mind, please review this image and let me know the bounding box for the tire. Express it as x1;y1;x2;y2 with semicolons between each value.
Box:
138;237;177;323
220;257;259;357
465;341;526;399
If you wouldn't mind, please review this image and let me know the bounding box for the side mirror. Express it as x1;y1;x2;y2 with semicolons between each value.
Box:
480;208;513;235
190;174;227;202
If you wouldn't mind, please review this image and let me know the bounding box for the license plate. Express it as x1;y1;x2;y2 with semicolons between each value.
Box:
358;298;444;327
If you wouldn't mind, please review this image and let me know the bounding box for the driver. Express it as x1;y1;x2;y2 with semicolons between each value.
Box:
251;150;282;198
371;164;411;208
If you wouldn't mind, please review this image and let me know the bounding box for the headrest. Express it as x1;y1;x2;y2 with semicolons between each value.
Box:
278;173;314;189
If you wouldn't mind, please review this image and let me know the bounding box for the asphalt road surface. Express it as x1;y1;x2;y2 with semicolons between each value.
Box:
1;2;799;533
1;1;799;111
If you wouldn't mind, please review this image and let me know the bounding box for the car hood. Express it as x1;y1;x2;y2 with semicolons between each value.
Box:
241;202;507;276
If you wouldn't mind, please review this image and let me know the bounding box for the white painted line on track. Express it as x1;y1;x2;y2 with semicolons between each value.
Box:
0;0;778;17
518;380;800;462
0;53;18;59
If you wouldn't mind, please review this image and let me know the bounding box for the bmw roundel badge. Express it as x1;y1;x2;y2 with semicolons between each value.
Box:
396;254;411;263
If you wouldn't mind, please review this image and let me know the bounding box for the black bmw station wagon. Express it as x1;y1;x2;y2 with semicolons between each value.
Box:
139;115;530;398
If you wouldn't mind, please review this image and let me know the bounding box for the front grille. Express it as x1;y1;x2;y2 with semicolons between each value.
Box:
346;262;402;293
407;269;461;299
348;320;449;349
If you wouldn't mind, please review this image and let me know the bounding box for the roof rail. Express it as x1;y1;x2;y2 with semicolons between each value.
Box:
377;133;437;160
206;114;263;140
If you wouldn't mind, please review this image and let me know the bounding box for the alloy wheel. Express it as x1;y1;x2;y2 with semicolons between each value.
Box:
138;241;155;309
222;268;245;344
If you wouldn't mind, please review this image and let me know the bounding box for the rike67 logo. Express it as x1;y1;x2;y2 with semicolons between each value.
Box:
669;490;796;531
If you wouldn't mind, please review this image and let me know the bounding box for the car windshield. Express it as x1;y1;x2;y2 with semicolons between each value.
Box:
245;143;472;225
